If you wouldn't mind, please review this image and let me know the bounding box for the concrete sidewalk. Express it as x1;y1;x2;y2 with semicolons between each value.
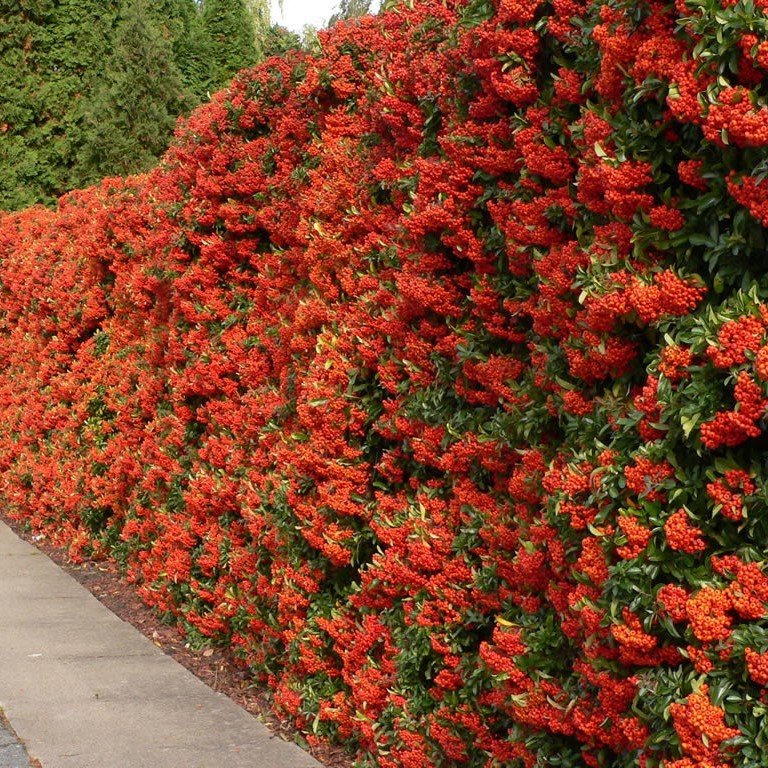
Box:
0;521;321;768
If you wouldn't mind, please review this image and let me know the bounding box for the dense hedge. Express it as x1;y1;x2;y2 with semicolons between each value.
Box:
4;0;768;765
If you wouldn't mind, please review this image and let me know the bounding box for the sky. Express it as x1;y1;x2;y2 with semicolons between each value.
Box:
269;0;380;33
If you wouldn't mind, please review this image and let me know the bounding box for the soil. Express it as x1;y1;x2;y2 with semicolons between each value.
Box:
0;514;354;768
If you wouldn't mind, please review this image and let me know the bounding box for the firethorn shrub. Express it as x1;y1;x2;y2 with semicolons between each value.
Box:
3;0;768;765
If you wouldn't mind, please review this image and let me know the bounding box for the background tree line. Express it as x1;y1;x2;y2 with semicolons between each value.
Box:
0;0;371;211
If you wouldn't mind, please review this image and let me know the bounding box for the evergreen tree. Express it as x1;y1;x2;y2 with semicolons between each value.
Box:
75;0;189;184
244;0;270;45
0;0;45;209
147;0;214;100
0;0;122;208
201;0;260;87
0;0;275;210
174;9;216;100
36;0;123;197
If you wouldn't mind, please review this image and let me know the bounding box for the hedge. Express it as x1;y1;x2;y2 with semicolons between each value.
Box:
2;0;768;765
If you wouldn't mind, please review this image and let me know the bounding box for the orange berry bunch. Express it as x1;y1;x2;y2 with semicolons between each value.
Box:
755;344;768;380
664;509;707;554
686;587;733;643
700;372;767;449
657;583;690;622
739;33;768;71
625;457;675;501
727;172;768;227
745;647;768;686
677;159;707;191
668;685;740;766
616;515;653;559
648;204;685;231
659;344;694;382
706;469;754;521
703;87;768;149
633;376;664;441
729;562;768;620
706;316;765;370
629;271;705;325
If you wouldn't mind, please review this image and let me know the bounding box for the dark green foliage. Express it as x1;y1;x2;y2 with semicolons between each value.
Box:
74;0;190;184
0;0;267;211
147;0;213;100
0;1;44;210
0;0;122;208
39;0;124;195
172;7;217;99
201;0;259;87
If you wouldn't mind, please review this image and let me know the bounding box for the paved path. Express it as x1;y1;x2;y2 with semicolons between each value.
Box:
0;713;33;768
0;521;321;768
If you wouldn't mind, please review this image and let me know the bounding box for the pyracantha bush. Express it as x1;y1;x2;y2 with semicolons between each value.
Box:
5;0;768;765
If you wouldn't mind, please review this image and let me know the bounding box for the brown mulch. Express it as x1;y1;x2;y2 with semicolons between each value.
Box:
0;515;354;768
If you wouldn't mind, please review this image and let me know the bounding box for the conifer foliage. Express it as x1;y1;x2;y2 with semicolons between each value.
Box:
0;0;121;208
76;0;189;183
0;1;41;210
0;0;268;210
201;0;261;86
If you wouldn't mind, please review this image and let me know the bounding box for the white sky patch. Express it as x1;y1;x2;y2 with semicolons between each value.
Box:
269;0;381;33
